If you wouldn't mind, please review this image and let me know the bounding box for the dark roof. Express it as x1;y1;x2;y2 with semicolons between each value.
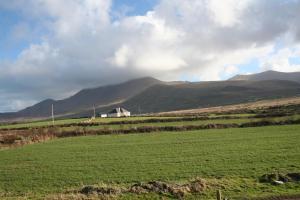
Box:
108;107;130;114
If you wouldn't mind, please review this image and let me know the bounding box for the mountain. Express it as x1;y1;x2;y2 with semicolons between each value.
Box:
119;79;300;114
229;70;300;83
1;70;300;121
69;79;300;118
0;77;161;120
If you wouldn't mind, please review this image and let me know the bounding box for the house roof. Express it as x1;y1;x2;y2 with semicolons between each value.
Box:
108;107;130;114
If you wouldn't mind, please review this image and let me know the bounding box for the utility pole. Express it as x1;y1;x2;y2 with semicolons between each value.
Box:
93;105;96;118
51;104;55;126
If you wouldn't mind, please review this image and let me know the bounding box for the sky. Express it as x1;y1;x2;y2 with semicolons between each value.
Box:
1;0;300;112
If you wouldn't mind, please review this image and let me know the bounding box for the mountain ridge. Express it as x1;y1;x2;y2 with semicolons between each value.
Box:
1;70;300;121
0;77;162;121
229;70;300;83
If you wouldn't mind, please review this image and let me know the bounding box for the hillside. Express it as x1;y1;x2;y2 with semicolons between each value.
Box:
70;79;300;118
120;80;300;114
1;70;300;121
0;77;161;120
229;70;300;82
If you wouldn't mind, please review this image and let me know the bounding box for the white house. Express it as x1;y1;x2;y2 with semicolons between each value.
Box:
100;114;107;118
107;107;131;118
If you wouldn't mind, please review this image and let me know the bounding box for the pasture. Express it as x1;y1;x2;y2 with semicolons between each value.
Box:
0;116;178;130
1;105;300;199
1;126;300;199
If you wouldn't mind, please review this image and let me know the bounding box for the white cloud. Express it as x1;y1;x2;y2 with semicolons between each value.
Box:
260;47;300;72
110;44;132;68
207;0;251;27
134;49;187;71
1;0;300;111
224;65;239;76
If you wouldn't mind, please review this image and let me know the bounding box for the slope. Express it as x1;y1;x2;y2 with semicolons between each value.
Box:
0;77;161;120
229;70;300;83
121;80;300;113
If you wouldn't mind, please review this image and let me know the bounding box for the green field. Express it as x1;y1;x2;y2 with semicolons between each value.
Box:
1;125;300;199
0;116;179;130
65;115;300;131
2;114;299;133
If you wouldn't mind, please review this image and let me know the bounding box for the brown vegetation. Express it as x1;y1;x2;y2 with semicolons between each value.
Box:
156;97;300;116
75;178;207;199
1;118;300;148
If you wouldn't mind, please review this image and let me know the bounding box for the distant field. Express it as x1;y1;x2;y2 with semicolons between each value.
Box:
1;125;300;199
0;116;179;130
65;115;300;131
2;113;300;132
1;114;297;133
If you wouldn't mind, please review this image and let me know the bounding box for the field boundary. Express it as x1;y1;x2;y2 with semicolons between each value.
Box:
1;118;300;148
0;112;295;131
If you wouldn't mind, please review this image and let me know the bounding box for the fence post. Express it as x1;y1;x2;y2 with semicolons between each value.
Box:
217;190;222;200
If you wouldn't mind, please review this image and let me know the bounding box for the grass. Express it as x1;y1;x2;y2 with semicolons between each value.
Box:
60;118;254;131
1;125;300;199
0;118;84;129
0;116;179;130
58;114;300;131
2;113;299;132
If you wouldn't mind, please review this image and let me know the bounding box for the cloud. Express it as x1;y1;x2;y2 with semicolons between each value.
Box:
207;0;251;27
260;46;300;72
224;65;239;76
1;0;300;111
